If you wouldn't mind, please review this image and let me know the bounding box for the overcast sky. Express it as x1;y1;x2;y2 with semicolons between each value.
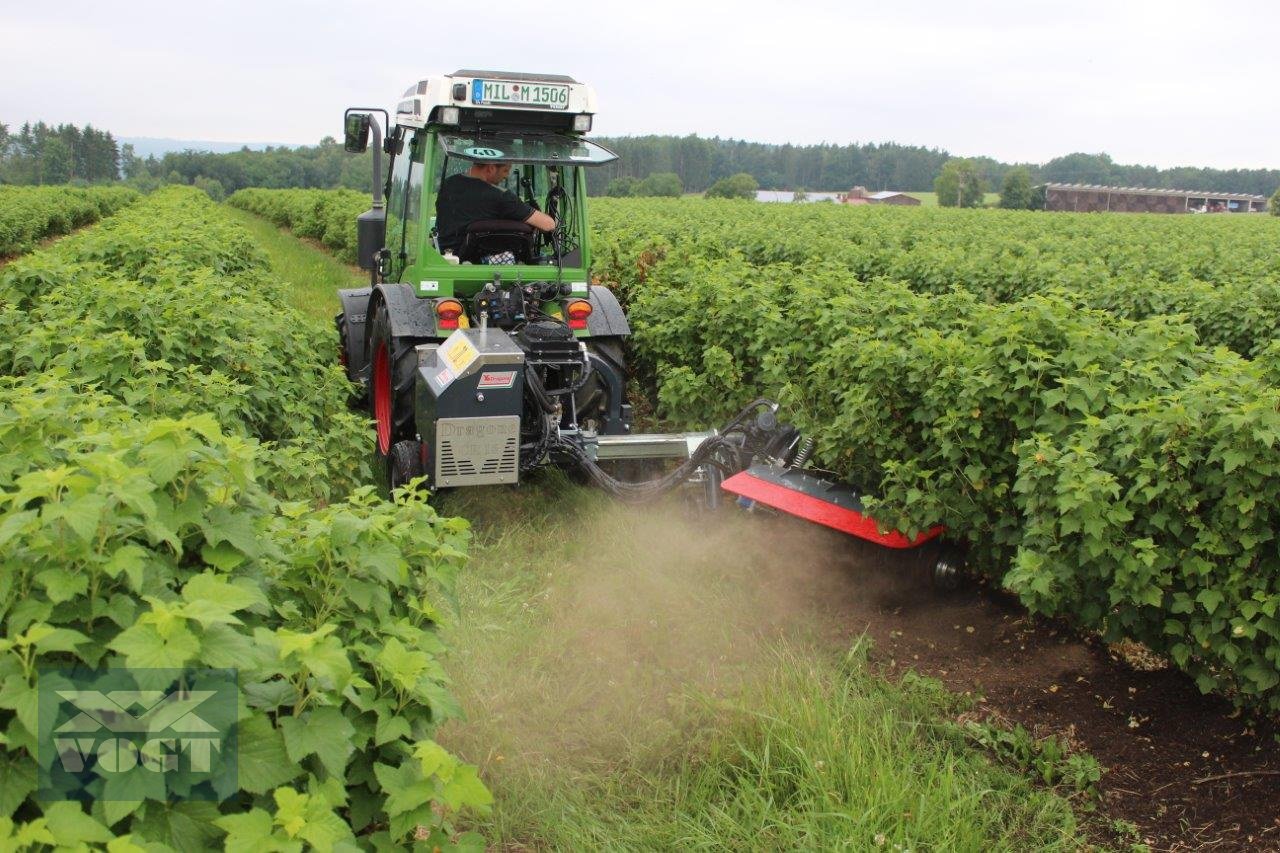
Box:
3;0;1276;169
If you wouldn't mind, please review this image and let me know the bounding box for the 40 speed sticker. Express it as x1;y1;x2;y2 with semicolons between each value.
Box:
465;147;504;159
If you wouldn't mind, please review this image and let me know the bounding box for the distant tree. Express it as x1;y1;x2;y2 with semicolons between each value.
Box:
165;170;185;185
41;137;72;184
1041;152;1115;186
1029;183;1047;211
637;172;682;197
999;167;1034;209
120;143;143;180
704;172;758;200
934;159;987;208
605;176;640;197
193;175;226;201
792;188;809;202
1271;188;1280;217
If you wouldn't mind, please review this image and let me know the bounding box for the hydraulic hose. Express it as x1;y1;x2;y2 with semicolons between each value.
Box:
549;398;781;505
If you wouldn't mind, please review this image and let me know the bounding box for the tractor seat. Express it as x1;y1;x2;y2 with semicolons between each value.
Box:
457;220;535;264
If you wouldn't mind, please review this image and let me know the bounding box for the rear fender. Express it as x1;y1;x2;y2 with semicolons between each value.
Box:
337;287;372;382
585;285;631;337
376;282;439;339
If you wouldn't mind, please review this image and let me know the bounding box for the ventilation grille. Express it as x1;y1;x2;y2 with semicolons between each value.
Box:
435;417;519;486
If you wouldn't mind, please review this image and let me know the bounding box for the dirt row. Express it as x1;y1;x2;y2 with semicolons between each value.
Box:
759;519;1280;852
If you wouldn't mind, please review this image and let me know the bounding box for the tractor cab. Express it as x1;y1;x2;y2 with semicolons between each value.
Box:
342;70;618;303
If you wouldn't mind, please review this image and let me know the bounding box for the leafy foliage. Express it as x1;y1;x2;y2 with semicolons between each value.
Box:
999;167;1035;210
703;173;758;200
0;188;486;847
226;189;369;265
0;186;137;258
934;159;988;208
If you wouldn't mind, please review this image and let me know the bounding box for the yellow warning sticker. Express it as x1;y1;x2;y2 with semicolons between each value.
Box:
442;333;479;375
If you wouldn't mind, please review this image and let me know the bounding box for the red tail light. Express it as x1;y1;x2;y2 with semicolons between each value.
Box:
566;299;593;330
436;298;463;331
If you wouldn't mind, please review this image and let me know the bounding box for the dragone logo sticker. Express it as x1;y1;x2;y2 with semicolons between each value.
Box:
38;668;237;802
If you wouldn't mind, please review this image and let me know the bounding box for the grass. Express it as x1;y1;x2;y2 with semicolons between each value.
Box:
434;475;1090;851
222;204;364;321
237;206;1100;851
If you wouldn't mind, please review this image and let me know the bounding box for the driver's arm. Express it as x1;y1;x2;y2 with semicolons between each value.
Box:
525;210;555;232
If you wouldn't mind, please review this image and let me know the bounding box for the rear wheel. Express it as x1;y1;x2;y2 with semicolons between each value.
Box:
368;297;425;458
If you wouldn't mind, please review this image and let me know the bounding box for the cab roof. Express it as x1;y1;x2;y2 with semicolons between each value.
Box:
394;71;598;134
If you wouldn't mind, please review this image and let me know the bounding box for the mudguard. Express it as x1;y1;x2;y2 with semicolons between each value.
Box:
585;285;631;337
337;287;372;382
377;282;439;339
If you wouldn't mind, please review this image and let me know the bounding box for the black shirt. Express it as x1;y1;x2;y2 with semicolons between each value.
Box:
435;174;534;251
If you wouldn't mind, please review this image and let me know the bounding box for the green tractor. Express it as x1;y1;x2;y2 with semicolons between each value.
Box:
336;70;963;587
337;70;633;490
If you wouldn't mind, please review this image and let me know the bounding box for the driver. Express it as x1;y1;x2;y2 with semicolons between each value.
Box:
435;161;555;260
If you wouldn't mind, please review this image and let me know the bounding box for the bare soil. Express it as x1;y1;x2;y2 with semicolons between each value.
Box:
748;514;1280;852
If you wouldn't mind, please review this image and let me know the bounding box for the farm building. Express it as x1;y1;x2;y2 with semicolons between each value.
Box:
1043;183;1267;214
840;187;921;206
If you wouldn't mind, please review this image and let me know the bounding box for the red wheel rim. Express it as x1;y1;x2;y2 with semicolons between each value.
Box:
373;342;392;454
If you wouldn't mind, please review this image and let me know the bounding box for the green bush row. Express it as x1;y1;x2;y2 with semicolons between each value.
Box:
0;188;487;849
0;185;139;258
226;188;369;265
626;246;1280;713
591;198;1280;357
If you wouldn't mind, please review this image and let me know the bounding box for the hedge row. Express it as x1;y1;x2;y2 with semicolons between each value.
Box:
0;185;139;258
227;188;368;265
0;189;487;849
591;198;1280;357
627;244;1280;713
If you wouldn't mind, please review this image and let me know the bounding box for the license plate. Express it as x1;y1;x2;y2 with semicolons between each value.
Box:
471;79;570;110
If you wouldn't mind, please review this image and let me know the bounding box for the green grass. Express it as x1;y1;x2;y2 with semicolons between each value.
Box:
222;204;364;322
434;475;1090;851
236;207;1100;851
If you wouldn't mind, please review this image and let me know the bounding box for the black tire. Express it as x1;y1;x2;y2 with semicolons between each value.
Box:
336;311;368;409
388;439;425;495
367;297;425;457
576;337;626;429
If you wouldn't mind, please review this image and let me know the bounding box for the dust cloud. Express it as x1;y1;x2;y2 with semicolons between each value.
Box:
438;491;932;775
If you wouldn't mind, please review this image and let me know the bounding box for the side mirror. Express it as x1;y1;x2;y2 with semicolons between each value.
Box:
344;113;371;153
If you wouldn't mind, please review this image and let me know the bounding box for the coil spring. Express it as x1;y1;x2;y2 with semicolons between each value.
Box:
792;436;816;468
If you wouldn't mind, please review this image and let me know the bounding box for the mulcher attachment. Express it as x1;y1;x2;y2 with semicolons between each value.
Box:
721;464;944;549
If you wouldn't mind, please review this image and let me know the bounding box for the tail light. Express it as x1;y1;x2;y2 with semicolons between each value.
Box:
566;299;593;331
436;298;464;331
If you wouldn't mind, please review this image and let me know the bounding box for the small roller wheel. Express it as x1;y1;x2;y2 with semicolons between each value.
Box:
388;439;425;495
930;544;965;592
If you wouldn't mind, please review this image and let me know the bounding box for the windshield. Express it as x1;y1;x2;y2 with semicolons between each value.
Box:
439;133;618;166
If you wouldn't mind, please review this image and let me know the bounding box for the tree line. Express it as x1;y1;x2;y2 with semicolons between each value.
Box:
0;122;122;185
3;121;1276;201
588;136;1280;198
